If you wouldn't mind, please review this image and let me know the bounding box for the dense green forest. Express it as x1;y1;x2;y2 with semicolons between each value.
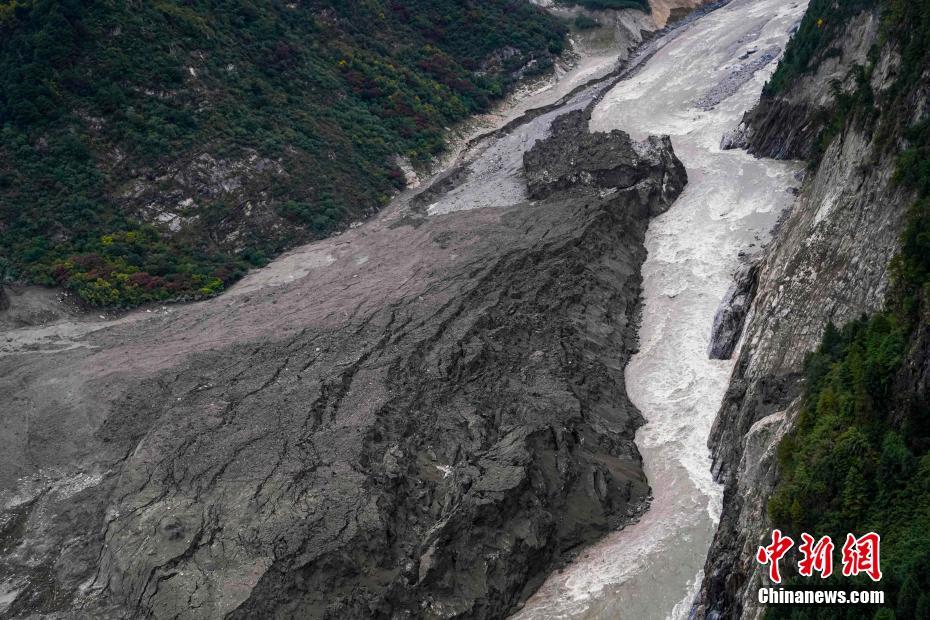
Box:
0;0;566;306
764;0;930;617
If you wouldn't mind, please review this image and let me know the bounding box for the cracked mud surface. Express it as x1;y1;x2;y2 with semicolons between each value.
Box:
0;113;685;619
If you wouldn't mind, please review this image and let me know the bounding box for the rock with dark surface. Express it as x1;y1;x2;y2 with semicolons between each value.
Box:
719;123;748;151
734;100;828;160
0;115;685;619
707;262;759;360
523;110;686;214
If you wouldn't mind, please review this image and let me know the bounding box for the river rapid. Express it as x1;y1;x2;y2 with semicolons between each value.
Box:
512;0;807;618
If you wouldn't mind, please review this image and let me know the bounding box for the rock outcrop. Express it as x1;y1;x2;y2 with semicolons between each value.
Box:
728;11;884;161
707;262;760;360
695;7;919;619
650;0;713;28
523;111;687;213
0;114;685;619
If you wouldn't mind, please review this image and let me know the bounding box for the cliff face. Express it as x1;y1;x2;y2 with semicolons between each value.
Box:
0;113;685;619
722;10;883;160
649;0;711;28
695;7;921;619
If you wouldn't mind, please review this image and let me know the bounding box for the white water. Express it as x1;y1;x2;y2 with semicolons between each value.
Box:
513;0;806;618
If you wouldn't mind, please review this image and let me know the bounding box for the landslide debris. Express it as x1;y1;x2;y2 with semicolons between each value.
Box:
524;111;686;213
0;112;685;619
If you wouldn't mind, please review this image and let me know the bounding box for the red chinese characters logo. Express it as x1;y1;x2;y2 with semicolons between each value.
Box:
798;533;834;578
841;532;883;582
756;531;881;583
756;529;794;583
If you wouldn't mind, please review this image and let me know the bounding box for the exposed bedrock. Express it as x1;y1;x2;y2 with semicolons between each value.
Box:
721;11;883;160
0;115;685;619
707;262;760;361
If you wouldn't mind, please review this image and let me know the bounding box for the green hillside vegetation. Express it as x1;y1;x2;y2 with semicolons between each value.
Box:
573;14;602;30
0;0;565;306
764;0;930;617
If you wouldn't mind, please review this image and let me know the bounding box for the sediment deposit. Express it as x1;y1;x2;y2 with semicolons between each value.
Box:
0;109;684;619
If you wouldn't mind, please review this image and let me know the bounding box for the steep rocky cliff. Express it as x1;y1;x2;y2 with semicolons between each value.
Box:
696;3;927;618
0;112;685;619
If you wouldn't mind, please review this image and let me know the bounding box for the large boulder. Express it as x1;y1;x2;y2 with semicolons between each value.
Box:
523;110;687;216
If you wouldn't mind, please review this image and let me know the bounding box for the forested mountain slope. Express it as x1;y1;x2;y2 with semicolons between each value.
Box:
0;0;567;306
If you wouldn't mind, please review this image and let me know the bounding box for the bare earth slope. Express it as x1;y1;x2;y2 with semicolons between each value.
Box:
0;111;685;619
